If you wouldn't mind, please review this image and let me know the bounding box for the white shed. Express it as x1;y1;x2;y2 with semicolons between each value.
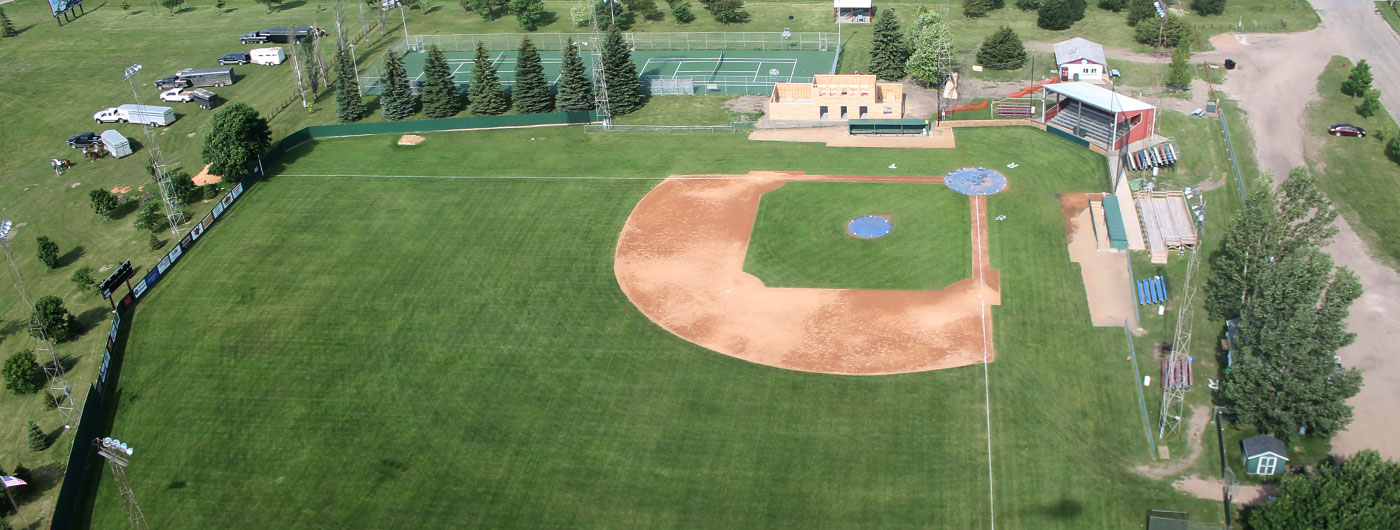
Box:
1054;37;1107;82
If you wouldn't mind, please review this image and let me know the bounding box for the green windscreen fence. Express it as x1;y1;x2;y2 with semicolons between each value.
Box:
1046;124;1092;147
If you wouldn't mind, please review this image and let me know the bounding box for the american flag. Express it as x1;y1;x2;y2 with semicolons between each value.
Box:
1;475;27;488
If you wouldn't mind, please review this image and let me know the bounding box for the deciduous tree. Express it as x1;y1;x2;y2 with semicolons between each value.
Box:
201;103;272;183
1037;0;1085;30
512;37;555;113
379;51;416;120
35;236;58;269
963;0;994;17
510;0;548;29
1190;0;1225;16
869;9;908;80
1208;169;1363;440
1015;0;1040;10
1341;59;1373;98
555;40;594;111
2;350;40;395
1358;89;1383;118
31;295;77;343
1098;0;1127;11
709;0;747;23
70;266;95;294
468;42;511;115
601;26;644;114
420;45;464;118
1244;450;1400;529
976;26;1027;70
134;201;164;232
89;189;119;219
672;1;694;22
906;10;953;86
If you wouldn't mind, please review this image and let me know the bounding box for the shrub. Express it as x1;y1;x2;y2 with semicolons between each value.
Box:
1358;89;1383;118
1190;0;1224;16
976;26;1028;70
1386;136;1400;163
1098;0;1126;10
1015;0;1040;9
672;1;694;22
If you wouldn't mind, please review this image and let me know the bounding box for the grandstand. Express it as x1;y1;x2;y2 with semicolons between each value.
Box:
1043;82;1155;150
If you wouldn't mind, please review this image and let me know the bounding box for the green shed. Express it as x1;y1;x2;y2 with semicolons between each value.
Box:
1242;434;1288;475
847;119;929;136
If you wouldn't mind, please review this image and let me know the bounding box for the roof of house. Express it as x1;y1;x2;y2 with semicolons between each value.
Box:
1243;434;1289;460
1044;82;1155;113
1054;37;1107;67
833;0;872;8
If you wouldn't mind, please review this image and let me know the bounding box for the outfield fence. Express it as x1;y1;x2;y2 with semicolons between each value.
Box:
405;31;838;54
48;110;600;530
584;121;755;134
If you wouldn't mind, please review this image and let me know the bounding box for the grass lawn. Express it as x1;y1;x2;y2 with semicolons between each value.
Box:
744;182;971;290
81;126;1222;528
1377;1;1400;35
1305;56;1400;268
612;95;754;125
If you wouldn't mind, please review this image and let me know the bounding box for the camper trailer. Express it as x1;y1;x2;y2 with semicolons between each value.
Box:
250;47;286;66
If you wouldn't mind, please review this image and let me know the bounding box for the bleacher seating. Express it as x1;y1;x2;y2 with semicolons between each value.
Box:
1047;100;1129;145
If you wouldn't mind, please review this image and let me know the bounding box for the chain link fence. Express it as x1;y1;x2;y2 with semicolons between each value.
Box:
584;122;756;133
405;31;837;53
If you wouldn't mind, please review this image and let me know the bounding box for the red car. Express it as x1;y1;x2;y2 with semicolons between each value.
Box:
1329;123;1366;137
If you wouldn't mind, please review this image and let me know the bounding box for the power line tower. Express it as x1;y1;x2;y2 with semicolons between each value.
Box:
123;63;182;241
1158;240;1202;439
0;221;78;428
588;0;613;127
96;437;150;530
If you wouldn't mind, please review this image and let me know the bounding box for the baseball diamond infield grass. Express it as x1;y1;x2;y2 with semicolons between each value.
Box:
85;127;1221;528
745;182;972;290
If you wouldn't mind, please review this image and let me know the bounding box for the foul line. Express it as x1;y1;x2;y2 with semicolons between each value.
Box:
972;195;996;530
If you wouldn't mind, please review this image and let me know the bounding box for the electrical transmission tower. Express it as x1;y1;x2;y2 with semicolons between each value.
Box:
1158;235;1202;439
588;1;613;127
96;437;149;530
123;64;182;241
0;221;77;428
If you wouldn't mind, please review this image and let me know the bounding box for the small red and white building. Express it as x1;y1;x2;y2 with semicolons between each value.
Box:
1054;37;1107;82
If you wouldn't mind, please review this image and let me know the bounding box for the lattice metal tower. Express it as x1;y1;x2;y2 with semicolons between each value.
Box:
0;221;77;427
96;437;150;530
588;1;613;126
124;64;182;240
1158;239;1202;439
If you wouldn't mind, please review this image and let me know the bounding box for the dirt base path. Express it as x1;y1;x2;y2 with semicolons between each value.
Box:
1137;405;1214;480
749;126;956;149
614;171;1000;375
1061;193;1138;328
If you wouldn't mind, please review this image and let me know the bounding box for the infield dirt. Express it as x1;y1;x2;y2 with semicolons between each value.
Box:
614;171;999;375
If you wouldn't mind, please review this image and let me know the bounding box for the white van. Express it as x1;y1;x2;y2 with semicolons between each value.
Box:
250;47;286;66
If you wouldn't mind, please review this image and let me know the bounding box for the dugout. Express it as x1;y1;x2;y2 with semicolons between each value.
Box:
848;119;928;136
834;0;873;22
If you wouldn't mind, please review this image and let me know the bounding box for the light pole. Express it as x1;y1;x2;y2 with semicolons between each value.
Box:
399;2;409;44
349;44;361;92
96;437;149;530
123;63;182;241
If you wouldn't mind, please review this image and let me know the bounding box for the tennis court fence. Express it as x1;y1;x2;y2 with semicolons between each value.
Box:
405;31;837;53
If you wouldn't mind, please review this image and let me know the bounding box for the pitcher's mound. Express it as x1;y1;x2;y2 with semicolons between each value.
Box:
398;134;427;146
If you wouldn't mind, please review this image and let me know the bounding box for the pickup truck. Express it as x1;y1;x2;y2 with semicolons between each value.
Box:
67;132;101;149
159;89;193;103
154;76;192;90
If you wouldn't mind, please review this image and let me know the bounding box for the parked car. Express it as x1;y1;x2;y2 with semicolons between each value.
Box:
154;76;192;90
159;89;193;103
1328;123;1366;137
217;52;251;65
67;132;101;149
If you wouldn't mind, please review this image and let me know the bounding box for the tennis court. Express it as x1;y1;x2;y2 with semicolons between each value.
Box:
392;49;834;95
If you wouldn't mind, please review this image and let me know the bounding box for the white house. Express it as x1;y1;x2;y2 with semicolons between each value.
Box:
1054;37;1107;82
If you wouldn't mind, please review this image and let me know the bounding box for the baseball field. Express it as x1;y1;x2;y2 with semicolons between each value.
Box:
85;126;1216;527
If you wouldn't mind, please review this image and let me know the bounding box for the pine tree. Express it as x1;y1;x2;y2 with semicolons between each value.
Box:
333;45;366;122
1165;43;1192;90
26;421;46;452
379;52;416;120
468;42;511;115
1341;59;1373;98
0;7;17;38
600;26;644;115
976;26;1027;70
512;37;555;114
868;9;908;80
1135;12;1191;47
1037;0;1084;30
672;0;695;22
555;40;594;111
1190;0;1225;16
962;0;994;17
1126;0;1155;25
420;45;463;118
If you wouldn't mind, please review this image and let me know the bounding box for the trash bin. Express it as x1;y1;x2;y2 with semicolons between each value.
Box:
1224;59;1236;70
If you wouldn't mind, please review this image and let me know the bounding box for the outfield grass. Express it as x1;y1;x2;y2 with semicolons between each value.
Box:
1305;56;1400;268
83;127;1221;528
744;182;971;290
1377;1;1400;35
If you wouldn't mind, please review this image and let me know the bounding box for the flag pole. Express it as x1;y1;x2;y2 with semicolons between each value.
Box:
4;483;32;528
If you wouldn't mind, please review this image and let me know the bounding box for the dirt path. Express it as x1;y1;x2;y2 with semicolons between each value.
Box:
749;126;956;148
613;171;1000;375
1060;193;1138;328
1203;0;1400;459
1137;405;1214;479
1174;475;1275;506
